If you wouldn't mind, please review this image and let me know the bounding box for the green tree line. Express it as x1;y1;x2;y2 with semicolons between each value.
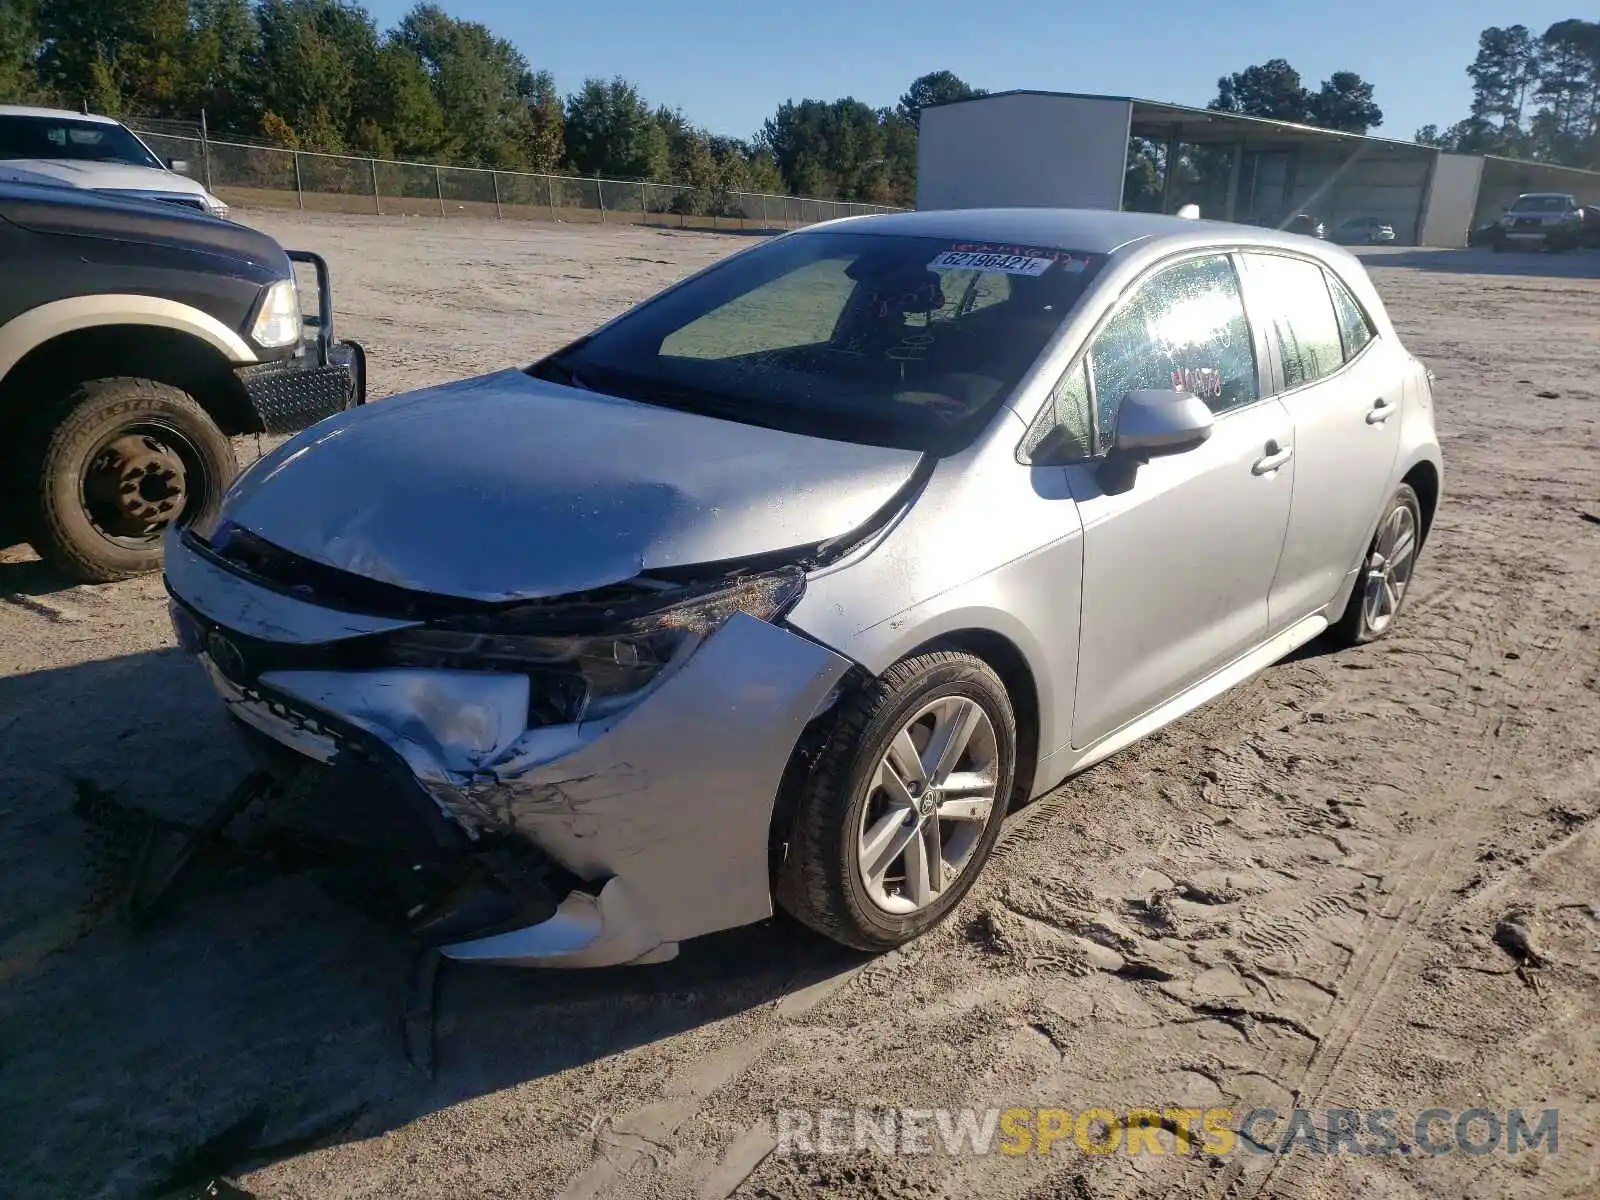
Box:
1417;19;1600;168
1123;59;1384;213
1208;58;1384;133
0;0;989;207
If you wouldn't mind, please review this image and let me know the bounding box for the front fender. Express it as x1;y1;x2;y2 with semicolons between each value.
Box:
0;294;257;385
789;538;1079;800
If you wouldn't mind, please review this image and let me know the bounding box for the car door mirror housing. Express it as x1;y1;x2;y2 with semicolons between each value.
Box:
168;158;191;175
1097;389;1214;494
1112;389;1214;458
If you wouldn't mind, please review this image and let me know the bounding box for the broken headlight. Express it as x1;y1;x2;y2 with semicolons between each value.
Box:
383;567;806;724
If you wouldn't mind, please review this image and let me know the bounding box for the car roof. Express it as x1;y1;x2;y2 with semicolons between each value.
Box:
0;105;121;126
798;206;1354;259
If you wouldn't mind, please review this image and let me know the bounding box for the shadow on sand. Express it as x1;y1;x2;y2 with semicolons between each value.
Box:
1353;244;1600;279
0;643;867;1197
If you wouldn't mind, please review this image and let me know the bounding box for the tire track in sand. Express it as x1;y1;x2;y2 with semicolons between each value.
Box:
1224;558;1594;1200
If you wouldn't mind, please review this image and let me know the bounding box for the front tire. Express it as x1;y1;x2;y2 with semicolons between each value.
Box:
1330;483;1423;647
21;378;237;583
775;651;1015;952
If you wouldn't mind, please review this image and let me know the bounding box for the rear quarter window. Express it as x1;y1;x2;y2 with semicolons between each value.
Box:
1325;270;1376;361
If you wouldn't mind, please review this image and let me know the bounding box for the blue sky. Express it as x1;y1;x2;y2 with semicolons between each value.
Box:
365;0;1578;143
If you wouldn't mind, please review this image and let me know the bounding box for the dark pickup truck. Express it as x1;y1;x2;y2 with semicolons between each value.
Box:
1489;191;1600;252
0;181;364;581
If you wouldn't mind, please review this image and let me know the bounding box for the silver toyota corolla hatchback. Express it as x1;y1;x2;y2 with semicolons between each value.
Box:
164;209;1442;968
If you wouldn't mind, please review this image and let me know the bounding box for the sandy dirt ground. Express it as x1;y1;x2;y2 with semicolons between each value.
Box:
2;212;1598;1200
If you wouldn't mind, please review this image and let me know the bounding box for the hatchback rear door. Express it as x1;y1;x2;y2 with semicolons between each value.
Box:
1239;252;1403;633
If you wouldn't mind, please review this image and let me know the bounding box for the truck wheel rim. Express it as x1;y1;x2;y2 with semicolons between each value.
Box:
856;695;999;915
80;422;204;547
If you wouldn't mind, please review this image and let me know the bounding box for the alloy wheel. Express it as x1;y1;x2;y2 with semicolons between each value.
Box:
1361;502;1418;635
856;695;1000;915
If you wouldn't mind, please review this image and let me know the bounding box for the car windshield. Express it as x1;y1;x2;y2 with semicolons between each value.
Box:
1512;196;1569;213
0;115;162;168
535;231;1106;452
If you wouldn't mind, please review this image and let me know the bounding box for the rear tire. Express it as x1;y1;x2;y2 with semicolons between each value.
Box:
1330;484;1423;647
20;378;237;583
775;651;1015;952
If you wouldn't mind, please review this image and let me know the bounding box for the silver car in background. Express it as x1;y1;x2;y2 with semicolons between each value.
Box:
164;209;1442;968
1334;216;1396;245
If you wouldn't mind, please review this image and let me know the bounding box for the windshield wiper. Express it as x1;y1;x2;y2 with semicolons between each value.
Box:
621;385;797;432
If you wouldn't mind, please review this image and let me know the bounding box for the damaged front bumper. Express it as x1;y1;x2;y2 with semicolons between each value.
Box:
163;531;850;967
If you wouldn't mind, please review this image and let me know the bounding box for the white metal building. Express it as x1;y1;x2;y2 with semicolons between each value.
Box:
916;90;1600;247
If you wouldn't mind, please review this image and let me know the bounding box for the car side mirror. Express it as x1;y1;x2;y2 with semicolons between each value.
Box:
168;158;191;175
1097;389;1214;494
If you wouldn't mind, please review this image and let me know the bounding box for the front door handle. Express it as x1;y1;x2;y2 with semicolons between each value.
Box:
1366;397;1396;425
1252;442;1294;476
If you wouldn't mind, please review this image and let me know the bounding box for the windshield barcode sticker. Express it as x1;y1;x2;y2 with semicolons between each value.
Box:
928;250;1056;276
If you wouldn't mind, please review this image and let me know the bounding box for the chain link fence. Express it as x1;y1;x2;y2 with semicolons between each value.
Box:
131;127;902;231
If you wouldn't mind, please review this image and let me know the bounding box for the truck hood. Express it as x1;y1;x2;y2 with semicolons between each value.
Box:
216;369;926;603
0;178;283;266
0;158;217;202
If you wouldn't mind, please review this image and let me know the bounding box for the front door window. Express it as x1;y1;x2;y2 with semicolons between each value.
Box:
1087;254;1259;450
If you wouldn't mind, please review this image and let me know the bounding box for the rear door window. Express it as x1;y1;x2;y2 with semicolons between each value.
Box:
1243;253;1344;390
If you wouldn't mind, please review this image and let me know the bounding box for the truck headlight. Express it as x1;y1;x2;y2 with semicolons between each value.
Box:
384;567;806;724
251;279;302;349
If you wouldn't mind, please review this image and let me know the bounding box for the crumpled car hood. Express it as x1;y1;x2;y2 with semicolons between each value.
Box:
220;369;925;602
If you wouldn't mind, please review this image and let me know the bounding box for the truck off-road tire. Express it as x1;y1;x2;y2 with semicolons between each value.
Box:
20;378;237;583
775;650;1015;952
1330;484;1423;647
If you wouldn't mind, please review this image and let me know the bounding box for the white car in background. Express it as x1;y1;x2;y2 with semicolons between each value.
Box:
0;105;229;219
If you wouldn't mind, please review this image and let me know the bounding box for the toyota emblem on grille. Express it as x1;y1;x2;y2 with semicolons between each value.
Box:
207;629;247;679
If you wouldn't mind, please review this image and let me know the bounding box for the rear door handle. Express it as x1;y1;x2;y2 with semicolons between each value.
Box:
1252;443;1294;475
1366;398;1396;424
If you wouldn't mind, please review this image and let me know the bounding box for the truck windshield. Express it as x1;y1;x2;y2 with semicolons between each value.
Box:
0;116;163;168
1512;196;1570;213
535;231;1105;453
